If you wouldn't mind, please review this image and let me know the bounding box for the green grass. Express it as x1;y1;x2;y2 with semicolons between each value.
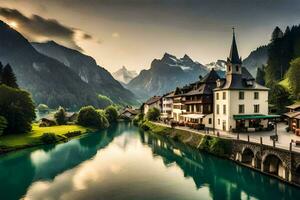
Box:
0;124;91;149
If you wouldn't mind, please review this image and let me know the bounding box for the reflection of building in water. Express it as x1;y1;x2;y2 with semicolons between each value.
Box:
140;131;299;200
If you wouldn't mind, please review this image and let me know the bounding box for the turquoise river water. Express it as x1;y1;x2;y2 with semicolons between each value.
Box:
0;122;300;200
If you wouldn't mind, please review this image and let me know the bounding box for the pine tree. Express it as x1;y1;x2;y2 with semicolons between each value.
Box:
256;65;266;86
2;64;18;88
0;62;3;83
271;26;283;41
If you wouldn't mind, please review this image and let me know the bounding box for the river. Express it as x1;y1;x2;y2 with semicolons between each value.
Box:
0;122;299;200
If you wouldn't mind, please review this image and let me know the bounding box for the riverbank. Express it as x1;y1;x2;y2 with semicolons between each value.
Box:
0;124;94;154
140;121;300;187
141;121;232;158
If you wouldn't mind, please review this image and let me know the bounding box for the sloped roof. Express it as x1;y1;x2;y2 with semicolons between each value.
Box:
215;67;269;91
145;96;161;105
286;103;300;110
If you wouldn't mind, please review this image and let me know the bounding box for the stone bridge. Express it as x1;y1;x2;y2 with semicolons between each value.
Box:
232;140;300;185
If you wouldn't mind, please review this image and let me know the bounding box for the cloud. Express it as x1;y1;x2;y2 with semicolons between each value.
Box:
0;7;93;51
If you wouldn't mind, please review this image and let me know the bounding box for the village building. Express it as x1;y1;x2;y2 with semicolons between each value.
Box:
283;103;300;135
161;92;174;119
214;29;274;132
143;96;162;115
120;107;140;120
171;69;220;128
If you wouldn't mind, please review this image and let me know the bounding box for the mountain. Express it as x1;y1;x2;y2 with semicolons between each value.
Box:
0;20;136;108
205;59;226;71
112;66;137;84
127;53;208;100
243;45;268;77
32;40;137;106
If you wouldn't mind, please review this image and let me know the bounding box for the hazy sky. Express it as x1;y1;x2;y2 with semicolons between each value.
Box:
0;0;299;73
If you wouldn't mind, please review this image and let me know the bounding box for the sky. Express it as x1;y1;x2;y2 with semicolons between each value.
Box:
0;0;299;73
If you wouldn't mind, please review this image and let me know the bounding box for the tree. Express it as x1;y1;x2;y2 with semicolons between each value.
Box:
269;83;292;114
0;116;7;135
271;26;283;41
77;106;109;129
146;107;160;121
97;94;113;108
0;62;3;83
54;106;67;125
287;58;300;100
37;104;49;113
1;64;18;88
0;85;36;134
105;105;118;123
256;65;266;86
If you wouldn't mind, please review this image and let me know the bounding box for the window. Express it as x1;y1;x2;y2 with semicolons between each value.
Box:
228;66;231;72
216;104;220;114
218;119;220;125
223;105;226;114
209;118;212;124
239;91;244;100
222;92;226;100
236;65;239;72
254;92;259;99
254;104;260;113
239;104;245;113
216;93;219;100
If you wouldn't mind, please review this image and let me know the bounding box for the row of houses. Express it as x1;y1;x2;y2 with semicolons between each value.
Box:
143;30;280;132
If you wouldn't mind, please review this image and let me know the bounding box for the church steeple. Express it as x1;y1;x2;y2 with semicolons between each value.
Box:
228;27;241;64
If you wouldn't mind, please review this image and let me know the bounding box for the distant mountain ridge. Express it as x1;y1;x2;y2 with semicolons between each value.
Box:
0;20;137;108
112;66;137;84
243;45;268;76
127;53;208;100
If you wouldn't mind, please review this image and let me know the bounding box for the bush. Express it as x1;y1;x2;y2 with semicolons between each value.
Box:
105;105;118;123
41;133;58;144
146;107;160;121
140;122;150;131
133;113;144;125
0;116;8;135
77;106;109;129
98;94;113;108
0;85;36;134
54;107;67;125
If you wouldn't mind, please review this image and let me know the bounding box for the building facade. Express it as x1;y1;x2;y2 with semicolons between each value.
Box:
214;30;269;132
161;92;174;119
143;96;162;115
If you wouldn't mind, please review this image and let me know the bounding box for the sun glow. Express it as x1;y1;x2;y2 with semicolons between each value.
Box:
8;21;18;28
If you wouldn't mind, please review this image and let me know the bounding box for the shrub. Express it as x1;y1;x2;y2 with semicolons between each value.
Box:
98;94;113;108
41;133;58;144
198;135;211;151
105;105;118;123
146;107;160;121
0;85;36;134
54;107;67;125
0;116;7;135
140;122;150;131
77;106;109;129
133;113;144;125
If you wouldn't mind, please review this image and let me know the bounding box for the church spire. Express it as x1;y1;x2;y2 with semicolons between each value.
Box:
228;27;241;64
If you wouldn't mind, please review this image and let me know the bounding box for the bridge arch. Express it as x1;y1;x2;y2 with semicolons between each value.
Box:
262;153;288;179
292;163;300;184
241;148;255;166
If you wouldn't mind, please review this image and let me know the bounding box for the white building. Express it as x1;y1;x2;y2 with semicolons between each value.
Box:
161;92;174;119
143;96;162;115
214;29;270;132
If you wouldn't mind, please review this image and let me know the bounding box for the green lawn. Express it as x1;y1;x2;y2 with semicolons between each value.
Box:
0;124;90;149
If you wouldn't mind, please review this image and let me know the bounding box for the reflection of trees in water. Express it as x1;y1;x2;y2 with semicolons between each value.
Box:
0;123;128;200
141;131;300;200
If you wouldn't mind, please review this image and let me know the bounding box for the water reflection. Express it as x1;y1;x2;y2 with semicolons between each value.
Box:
140;131;300;200
0;122;299;200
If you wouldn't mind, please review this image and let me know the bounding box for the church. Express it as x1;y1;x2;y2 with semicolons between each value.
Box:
214;29;273;132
